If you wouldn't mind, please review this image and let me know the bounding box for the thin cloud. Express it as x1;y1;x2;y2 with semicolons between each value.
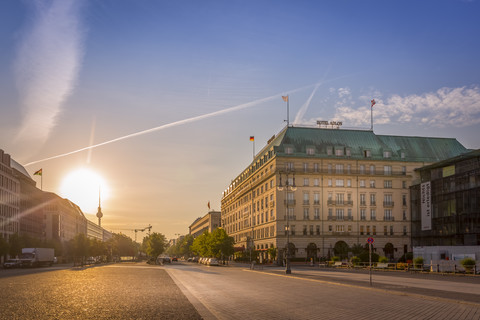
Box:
334;86;480;128
14;0;85;146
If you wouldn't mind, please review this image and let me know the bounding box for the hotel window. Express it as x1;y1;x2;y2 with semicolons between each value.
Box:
328;193;333;201
336;193;344;205
335;164;344;174
336;179;344;187
384;180;392;188
360;180;366;188
359;165;365;174
335;148;344;156
384;165;392;175
328;208;333;218
384;194;393;206
360;226;364;235
347;164;351;174
364;150;371;158
401;152;405;159
304;178;309;186
285;146;293;154
303;225;307;235
402;181;407;189
384;209;393;221
314;178;319;187
329;225;333;232
303;163;308;172
314;163;319;173
336;225;345;232
286;162;294;171
336;209;344;219
373;226;376;235
314;208;320;220
370;194;376;206
347;179;352;187
367;226;371;235
306;147;315;155
360;194;366;205
303;193;310;205
370;165;375;174
347;209;352;219
328;179;332;187
390;226;394;235
401;166;406;175
403;210;407;221
291;225;296;236
310;225;314;235
370;180;376;188
403;226;407;236
328;164;332;173
384;226;388;235
402;194;407;206
346;148;351;157
383;150;391;158
370;209;376;220
316;225;320;235
327;147;333;155
360;209;366;220
314;192;320;205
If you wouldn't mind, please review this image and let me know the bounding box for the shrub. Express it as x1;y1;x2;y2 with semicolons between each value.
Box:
413;257;424;268
460;257;476;272
378;256;388;263
331;256;341;262
350;256;361;265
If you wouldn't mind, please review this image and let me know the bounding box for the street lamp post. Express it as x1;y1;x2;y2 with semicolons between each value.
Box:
277;171;296;274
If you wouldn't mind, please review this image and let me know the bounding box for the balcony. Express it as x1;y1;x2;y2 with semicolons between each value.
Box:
383;216;395;221
303;200;310;205
284;199;296;206
383;201;395;207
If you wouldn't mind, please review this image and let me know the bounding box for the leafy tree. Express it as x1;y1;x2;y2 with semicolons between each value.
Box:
379;256;389;263
110;233;137;257
143;232;167;260
179;234;194;257
0;236;9;258
267;247;277;261
333;241;349;259
191;231;210;257
210;228;234;262
351;243;365;256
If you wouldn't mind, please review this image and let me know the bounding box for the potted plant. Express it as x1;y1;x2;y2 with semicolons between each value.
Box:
460;257;476;273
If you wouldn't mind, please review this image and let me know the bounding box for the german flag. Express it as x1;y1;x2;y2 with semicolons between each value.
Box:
250;136;254;141
34;168;42;176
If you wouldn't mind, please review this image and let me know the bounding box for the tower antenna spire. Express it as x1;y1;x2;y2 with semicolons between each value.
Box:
96;186;103;226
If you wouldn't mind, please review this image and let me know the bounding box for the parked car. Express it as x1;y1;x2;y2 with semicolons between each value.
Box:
3;259;21;269
207;258;219;266
172;257;178;262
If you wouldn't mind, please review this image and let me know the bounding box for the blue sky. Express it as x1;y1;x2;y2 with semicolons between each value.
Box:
1;0;479;239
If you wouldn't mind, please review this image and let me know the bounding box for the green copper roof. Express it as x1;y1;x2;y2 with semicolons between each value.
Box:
271;126;468;162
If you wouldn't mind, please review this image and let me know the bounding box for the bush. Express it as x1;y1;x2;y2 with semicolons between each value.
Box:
331;256;341;262
350;256;361;265
413;257;424;268
358;251;379;263
378;256;388;263
460;257;476;271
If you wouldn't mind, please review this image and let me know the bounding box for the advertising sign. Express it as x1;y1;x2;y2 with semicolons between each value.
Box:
421;181;432;231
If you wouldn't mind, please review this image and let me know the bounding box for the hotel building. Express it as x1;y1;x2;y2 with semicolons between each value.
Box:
221;126;468;262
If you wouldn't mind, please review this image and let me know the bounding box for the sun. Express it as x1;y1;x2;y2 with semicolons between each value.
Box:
59;168;110;214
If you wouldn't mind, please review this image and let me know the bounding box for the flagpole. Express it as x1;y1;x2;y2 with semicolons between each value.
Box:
287;95;290;127
370;99;376;131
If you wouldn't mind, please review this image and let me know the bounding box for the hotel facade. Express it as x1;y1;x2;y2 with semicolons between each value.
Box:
221;126;468;262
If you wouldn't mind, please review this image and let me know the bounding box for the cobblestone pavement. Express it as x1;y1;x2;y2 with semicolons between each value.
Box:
0;263;202;320
166;263;480;320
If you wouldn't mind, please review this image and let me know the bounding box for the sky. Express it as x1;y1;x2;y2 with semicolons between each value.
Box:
1;0;479;241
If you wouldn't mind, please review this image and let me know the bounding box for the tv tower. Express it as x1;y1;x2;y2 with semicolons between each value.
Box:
96;187;103;227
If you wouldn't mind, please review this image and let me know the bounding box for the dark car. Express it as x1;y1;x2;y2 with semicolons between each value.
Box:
172;257;178;262
3;259;21;269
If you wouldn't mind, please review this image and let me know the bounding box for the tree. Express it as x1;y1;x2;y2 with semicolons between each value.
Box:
143;232;167;260
210;229;234;262
267;247;277;262
8;233;24;257
191;231;210;257
0;236;9;259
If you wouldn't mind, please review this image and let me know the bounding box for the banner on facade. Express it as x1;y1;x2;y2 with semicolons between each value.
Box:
421;181;432;231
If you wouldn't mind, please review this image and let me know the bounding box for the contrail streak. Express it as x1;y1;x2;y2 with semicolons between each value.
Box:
23;84;316;167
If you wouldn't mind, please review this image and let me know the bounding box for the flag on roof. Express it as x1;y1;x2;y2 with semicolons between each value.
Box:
250;136;254;141
34;169;42;176
371;99;376;108
282;95;289;102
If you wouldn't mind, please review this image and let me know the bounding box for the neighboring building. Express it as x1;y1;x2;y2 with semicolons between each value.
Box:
0;150;20;242
87;219;104;241
411;149;480;262
43;192;88;242
11;159;45;240
189;211;221;238
221;126;468;262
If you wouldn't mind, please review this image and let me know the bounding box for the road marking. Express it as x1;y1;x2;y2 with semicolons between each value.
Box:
244;269;480;308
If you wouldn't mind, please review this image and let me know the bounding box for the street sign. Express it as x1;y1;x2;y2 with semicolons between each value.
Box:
367;237;374;244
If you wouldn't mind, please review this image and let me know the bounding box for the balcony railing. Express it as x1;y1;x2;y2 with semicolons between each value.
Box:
383;201;395;207
284;199;296;206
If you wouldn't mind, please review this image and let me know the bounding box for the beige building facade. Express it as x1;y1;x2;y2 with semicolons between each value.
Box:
189;211;221;238
221;126;468;262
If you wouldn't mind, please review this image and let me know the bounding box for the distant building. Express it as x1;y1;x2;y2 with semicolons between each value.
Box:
189;211;221;238
411;149;480;262
221;126;468;262
0;150;20;241
43;192;88;242
10;159;45;240
87;219;104;241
